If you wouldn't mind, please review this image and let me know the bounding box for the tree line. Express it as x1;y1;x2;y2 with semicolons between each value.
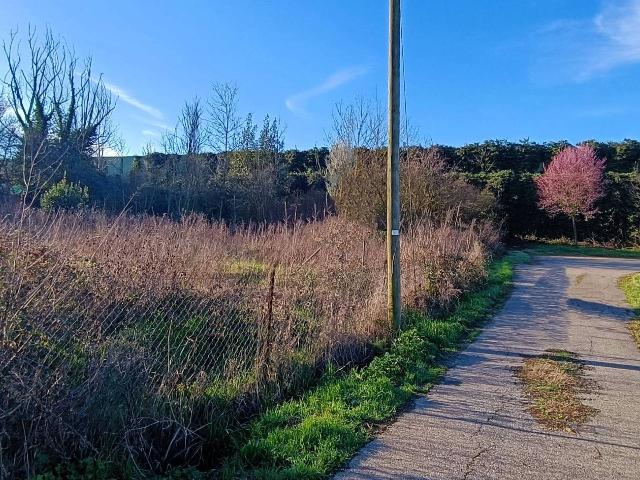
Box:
2;27;640;244
443;140;640;245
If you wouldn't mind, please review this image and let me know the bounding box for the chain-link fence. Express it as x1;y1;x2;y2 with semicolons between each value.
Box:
0;208;499;477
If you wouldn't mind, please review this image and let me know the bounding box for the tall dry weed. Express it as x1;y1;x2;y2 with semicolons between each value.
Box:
0;207;499;477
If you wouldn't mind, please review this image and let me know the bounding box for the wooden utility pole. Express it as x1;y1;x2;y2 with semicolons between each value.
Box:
387;0;401;331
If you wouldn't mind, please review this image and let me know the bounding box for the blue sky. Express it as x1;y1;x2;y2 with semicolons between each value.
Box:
2;0;640;153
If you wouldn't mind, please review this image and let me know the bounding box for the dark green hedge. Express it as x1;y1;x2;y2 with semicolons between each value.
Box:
436;139;640;174
463;170;640;245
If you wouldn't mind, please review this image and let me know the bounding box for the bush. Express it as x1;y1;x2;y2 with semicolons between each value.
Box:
332;147;495;229
40;176;89;211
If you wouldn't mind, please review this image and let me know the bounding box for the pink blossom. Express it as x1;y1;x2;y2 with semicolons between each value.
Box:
536;145;605;220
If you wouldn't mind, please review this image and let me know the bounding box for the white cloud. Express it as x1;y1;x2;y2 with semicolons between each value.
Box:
142;129;160;137
588;0;640;75
131;114;171;131
285;66;369;117
101;146;123;157
103;80;164;120
536;0;640;82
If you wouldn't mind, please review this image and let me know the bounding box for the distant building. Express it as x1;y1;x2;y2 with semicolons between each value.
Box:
96;156;138;176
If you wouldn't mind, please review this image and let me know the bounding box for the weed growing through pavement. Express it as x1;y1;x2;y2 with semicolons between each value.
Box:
516;349;598;432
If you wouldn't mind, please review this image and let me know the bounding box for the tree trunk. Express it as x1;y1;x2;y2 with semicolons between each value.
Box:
571;216;578;245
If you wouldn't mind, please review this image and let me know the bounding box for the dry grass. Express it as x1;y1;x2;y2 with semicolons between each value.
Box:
628;321;640;349
0;206;499;477
516;350;597;432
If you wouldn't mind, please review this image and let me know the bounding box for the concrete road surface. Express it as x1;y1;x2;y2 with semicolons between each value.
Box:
335;256;640;480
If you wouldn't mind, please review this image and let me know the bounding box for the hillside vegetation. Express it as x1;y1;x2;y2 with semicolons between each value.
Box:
0;207;499;478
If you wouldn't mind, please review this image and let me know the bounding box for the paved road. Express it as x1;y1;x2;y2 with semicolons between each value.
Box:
335;256;640;480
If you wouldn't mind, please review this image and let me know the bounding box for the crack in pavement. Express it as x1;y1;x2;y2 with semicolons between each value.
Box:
462;446;491;480
461;391;509;480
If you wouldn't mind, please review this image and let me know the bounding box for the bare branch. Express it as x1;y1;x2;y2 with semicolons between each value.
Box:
162;98;206;156
326;95;385;149
207;82;240;153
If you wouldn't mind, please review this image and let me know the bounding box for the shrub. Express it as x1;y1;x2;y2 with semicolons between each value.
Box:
332;147;495;229
40;176;89;211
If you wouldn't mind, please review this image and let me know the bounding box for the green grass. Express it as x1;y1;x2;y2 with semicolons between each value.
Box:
224;258;270;283
618;273;640;349
221;251;530;479
524;242;640;259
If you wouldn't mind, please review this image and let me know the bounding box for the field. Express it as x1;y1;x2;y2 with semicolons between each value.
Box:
0;207;499;478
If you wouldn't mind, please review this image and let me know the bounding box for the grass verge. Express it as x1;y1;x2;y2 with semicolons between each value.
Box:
524;242;640;259
221;251;530;479
516;349;597;433
618;273;640;349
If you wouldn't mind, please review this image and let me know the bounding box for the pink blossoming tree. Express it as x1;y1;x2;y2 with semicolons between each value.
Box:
536;145;605;244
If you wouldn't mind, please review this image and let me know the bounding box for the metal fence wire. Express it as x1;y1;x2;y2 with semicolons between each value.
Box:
0;208;497;477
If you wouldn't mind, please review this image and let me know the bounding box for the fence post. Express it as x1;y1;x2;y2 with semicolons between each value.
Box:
256;263;277;392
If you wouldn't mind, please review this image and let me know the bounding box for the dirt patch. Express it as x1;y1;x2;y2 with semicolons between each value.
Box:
574;272;587;285
516;349;598;432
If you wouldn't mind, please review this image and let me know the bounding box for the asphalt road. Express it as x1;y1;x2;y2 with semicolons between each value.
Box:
334;256;640;480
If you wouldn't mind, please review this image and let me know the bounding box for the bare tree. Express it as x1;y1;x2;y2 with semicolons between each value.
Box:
207;82;240;153
1;27;116;202
326;141;354;195
161;97;206;156
160;128;179;155
56;58;117;158
0;93;19;186
180;97;206;155
401;113;421;147
325;93;421;197
327;94;420;149
3;27;61;198
324;96;384;196
141;141;155;157
3;29;59;148
326;95;386;150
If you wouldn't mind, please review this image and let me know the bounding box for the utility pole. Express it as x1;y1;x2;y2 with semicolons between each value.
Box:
387;0;401;331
